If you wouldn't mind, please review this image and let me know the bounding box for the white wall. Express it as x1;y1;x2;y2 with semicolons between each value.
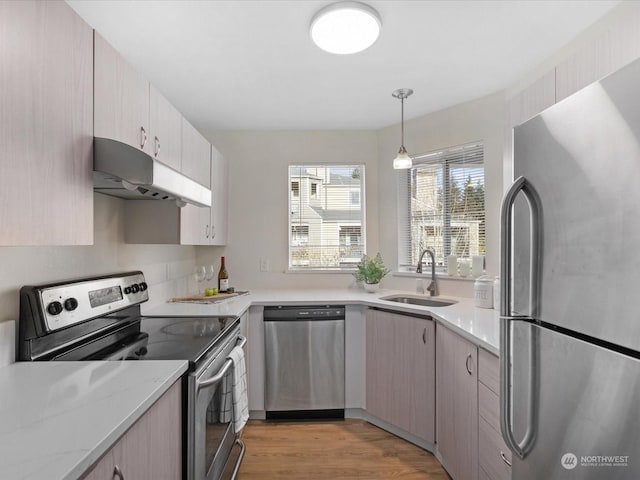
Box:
0;193;197;324
201;94;503;298
199;130;379;290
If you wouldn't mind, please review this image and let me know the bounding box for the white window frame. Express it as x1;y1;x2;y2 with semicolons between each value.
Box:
398;142;485;273
288;165;366;272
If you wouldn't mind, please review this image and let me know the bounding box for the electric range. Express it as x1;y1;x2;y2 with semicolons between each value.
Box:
17;271;246;480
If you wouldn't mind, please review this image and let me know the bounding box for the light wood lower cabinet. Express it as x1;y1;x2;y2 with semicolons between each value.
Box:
366;308;435;443
82;380;182;480
436;325;478;480
478;348;512;480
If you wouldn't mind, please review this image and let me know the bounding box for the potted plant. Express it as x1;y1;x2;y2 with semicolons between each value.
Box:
353;253;390;292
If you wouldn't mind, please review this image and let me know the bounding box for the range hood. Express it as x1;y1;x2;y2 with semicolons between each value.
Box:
93;137;211;208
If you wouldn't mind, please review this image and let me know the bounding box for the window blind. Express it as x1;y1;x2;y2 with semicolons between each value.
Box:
289;165;365;270
399;143;485;270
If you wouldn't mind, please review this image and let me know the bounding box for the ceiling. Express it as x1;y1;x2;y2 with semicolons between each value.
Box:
67;0;620;131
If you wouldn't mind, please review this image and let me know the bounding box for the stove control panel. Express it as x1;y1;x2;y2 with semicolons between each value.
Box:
38;272;148;332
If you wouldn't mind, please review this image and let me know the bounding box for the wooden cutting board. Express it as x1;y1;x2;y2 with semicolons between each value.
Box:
169;292;240;303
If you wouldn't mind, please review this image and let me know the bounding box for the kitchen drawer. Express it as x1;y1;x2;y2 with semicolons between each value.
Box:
478;348;500;394
479;416;512;480
479;381;501;432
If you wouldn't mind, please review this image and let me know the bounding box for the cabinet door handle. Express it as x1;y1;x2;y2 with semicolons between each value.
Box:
205;224;210;238
113;465;124;480
465;353;473;375
500;450;512;467
422;327;427;344
140;126;147;149
154;136;161;157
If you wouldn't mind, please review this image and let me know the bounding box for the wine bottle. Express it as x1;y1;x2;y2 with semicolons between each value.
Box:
218;256;229;292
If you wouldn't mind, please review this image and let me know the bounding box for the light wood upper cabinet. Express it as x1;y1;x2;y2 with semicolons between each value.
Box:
95;33;183;173
181;119;211;187
0;0;93;246
436;325;478;480
210;145;229;245
94;31;151;155
82;380;182;480
149;84;182;171
508;70;556;127
366;309;435;444
123;148;227;246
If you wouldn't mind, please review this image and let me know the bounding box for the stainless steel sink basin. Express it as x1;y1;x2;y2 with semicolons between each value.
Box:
381;295;458;307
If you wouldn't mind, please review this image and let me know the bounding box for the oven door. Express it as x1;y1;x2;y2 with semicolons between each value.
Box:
187;331;246;480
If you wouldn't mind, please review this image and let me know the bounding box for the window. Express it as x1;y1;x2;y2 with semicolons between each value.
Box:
399;143;484;271
289;165;365;270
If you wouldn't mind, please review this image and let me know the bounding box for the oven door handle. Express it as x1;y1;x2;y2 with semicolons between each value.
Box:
196;335;247;391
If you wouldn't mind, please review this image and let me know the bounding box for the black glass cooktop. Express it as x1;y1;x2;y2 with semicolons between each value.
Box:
133;316;239;367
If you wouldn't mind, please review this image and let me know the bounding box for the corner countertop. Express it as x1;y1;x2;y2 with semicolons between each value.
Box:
0;360;187;480
143;288;501;355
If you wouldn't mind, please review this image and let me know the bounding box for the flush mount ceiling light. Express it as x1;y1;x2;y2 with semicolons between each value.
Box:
310;2;381;55
392;88;414;170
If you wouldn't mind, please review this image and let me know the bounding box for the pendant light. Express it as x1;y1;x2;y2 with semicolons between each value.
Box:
392;88;414;170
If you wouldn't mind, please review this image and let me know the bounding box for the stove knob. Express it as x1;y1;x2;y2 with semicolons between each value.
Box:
47;301;63;316
124;286;132;295
139;282;148;292
131;284;140;294
64;298;78;311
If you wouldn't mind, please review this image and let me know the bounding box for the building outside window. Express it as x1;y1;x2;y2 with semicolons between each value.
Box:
289;165;365;270
399;143;485;271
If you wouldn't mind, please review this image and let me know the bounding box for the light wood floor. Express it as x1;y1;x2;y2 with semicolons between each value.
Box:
237;419;450;479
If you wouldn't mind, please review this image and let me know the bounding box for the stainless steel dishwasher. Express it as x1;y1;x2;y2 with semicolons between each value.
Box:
264;305;345;419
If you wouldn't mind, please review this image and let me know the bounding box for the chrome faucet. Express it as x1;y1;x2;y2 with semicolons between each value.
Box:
416;248;438;296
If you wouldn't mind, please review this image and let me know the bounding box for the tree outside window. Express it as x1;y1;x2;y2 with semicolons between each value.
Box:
400;143;484;270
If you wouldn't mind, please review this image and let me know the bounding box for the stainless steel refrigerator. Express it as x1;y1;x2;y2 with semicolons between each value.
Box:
500;57;640;479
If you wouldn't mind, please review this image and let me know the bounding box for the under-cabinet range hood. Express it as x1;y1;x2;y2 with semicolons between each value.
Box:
93;137;211;208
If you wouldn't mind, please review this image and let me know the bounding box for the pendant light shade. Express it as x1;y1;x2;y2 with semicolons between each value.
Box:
392;88;413;170
393;146;412;169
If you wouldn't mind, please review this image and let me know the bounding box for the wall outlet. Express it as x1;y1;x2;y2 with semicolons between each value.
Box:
260;258;270;272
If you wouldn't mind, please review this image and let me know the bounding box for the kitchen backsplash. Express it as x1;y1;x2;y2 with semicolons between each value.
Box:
0;193;199;323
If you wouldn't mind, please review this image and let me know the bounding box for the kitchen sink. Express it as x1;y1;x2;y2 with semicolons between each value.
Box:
380;295;458;307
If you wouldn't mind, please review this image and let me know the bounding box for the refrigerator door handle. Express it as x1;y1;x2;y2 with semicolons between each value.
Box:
499;175;542;460
499;176;543;319
500;316;537;459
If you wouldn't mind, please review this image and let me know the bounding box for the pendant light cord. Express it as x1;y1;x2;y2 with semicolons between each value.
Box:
400;95;405;148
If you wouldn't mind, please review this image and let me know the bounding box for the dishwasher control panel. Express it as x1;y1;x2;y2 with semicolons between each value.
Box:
263;305;345;321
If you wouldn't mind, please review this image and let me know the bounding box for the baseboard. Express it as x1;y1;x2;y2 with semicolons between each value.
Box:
345;408;436;453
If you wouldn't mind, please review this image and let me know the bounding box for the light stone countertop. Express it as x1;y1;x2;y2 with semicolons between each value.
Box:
0;287;498;480
0;360;187;480
143;288;501;355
